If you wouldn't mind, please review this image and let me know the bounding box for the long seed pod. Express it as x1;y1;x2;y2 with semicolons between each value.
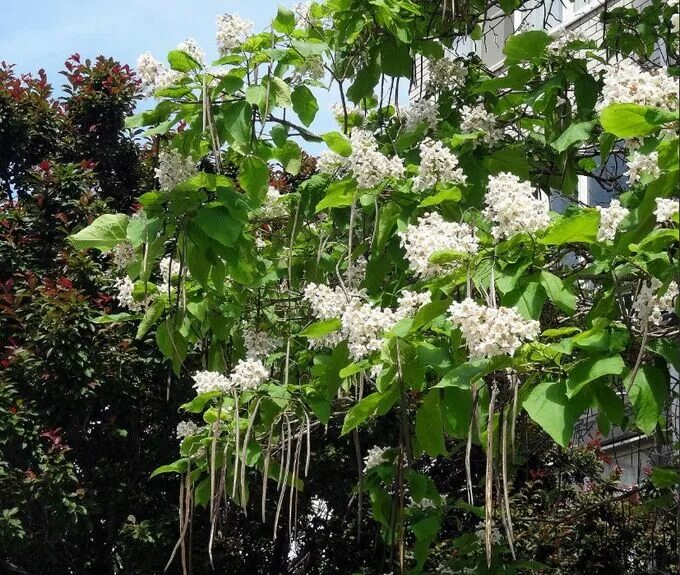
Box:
274;415;294;537
262;425;274;523
466;384;479;505
485;384;498;568
240;397;263;511
231;390;241;499
501;407;516;559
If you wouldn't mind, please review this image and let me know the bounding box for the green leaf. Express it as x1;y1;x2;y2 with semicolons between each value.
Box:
339;361;371;378
322;131;352;157
502;280;546;320
291;85;319;127
341;391;386;435
566;354;626;398
434;357;512;389
415;390;446;457
503;30;551;64
539;271;577;315
168;49;200;72
267;76;292;109
629;228;679;253
218;101;252;147
523;381;590;447
315;178;355;212
347;58;380;104
238;156;269;203
441;387;473;438
273;5;295;34
600;103;679;138
92;313;136;324
156;319;187;375
150;458;189;478
136;298;165;340
650;467;680;489
418;186;461;207
539;210;599;246
299;318;342;338
276;140;302;175
194;203;241;247
551;122;594;153
379;37;411;78
69;214;129;251
625;366;667;435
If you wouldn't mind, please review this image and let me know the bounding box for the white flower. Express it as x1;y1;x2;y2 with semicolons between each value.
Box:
426;56;467;92
672;13;679;34
294;2;312;28
398;212;478;277
303;283;352;320
410;497;437;510
599;60;678;112
402;98;438;132
228;358;269;391
413;139;466;192
342;301;397;360
111;242;135;269
243;327;282;359
155;149;196;191
548;30;588;54
448;299;540;359
330;103;365;127
364;446;389;471
483;172;550;241
394;290;432;321
460;105;502;145
177;38;205;66
113;277;147;312
176;420;199;439
344;255;367;287
192;370;232;394
625;151;660;184
260;187;289;219
632;279;678;326
160;256;181;284
596;199;629;242
216;13;254;54
348;129;404;189
317;150;349;174
136;53;164;95
297;54;325;81
654;198;679;223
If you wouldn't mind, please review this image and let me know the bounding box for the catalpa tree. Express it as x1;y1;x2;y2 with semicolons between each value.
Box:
70;0;679;572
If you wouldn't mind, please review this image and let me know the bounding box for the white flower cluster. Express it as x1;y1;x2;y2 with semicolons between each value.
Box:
364;445;389;471
228;358;269;391
654;197;679;223
192;370;231;394
330;103;365;127
114;277;145;312
303;283;429;359
625;151;660;184
155;149;197;191
111;242;135;270
448;298;540;359
243;327;282;359
136;53;182;96
398;212;478;277
216;13;254;54
672;13;679;34
402;98;438;132
317;150;349;174
297;55;325;81
176;420;199;440
599;60;678;111
413;139;467;192
177;38;205;66
548;30;588;54
483;172;551;241
294;2;312;28
596;199;629;242
393;290;432;320
260;187;289;219
160;256;181;285
475;524;502;545
632;279;678;326
348;129;404;189
426;56;467;92
460;104;502;145
344;255;367;287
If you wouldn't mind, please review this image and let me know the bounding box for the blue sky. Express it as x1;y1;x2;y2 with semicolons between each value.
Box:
1;0;337;143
